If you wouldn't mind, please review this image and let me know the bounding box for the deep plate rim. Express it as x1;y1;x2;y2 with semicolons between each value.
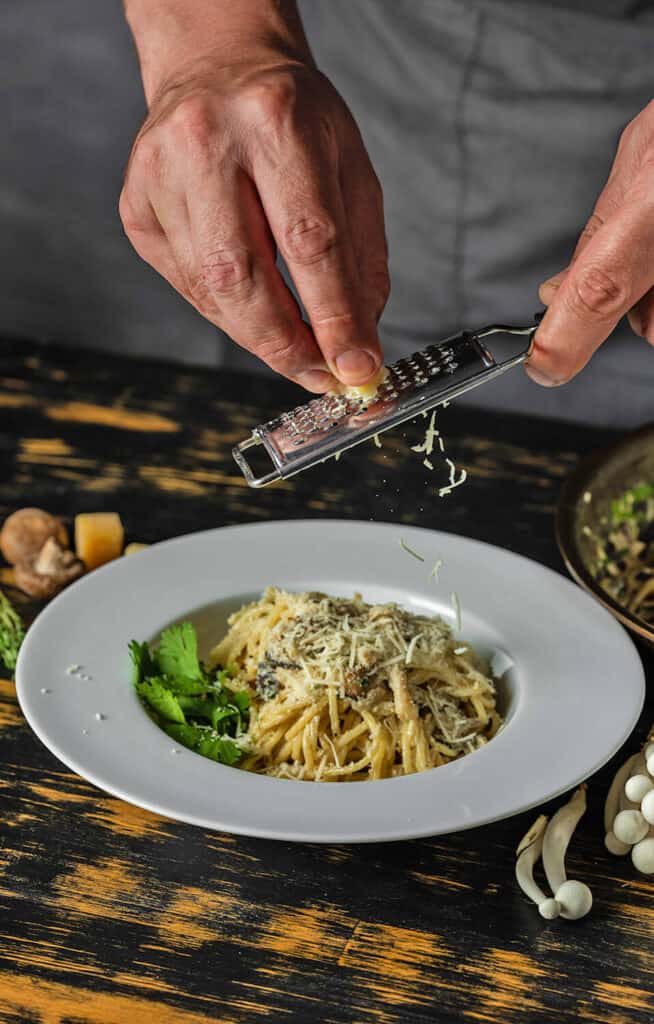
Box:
16;519;645;843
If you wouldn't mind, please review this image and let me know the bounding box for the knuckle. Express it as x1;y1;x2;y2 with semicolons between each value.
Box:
131;136;163;184
567;264;629;320
170;93;215;148
246;75;297;125
118;190;142;236
255;332;301;371
190;247;255;307
283;216;339;266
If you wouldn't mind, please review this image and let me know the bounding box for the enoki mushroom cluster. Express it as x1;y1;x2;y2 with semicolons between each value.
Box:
515;786;593;921
605;733;654;874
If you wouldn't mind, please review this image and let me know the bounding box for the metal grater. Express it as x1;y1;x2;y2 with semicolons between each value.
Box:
233;317;542;487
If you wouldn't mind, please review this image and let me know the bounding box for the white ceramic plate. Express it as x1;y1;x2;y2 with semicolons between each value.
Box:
16;520;644;843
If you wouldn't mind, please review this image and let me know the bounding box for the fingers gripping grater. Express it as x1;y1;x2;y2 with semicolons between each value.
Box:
233;317;542;487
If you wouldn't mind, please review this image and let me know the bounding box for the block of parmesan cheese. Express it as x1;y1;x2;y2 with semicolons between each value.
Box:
75;512;124;570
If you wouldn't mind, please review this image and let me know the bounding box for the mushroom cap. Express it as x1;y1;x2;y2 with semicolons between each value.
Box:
625;774;654;804
647;753;654;779
555;880;593;921
0;508;68;565
613;809;649;845
14;546;84;599
644;742;654;761
604;830;631;856
631;837;654;875
641;790;654;826
538;898;560;920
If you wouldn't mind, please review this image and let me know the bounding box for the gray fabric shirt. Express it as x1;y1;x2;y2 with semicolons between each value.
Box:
2;1;654;425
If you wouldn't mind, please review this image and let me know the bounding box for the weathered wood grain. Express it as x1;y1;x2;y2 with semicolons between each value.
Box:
0;338;652;1024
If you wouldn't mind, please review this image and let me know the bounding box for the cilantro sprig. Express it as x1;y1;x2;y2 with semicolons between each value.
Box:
129;623;250;766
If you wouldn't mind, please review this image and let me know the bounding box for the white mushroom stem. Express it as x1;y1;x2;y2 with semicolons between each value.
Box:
515;815;560;919
543;785;587;895
542;786;593;921
604;754;638;832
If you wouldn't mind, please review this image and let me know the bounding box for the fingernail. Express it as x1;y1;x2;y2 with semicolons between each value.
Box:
334;349;378;383
296;369;335;392
525;364;558;388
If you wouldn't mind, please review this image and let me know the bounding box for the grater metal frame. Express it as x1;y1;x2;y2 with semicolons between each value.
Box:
233;319;540;488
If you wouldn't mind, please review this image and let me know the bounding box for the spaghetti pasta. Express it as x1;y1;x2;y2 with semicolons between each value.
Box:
208;587;501;781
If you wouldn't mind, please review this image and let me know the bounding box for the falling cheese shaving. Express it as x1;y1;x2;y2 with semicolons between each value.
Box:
439;459;467;498
430;559;444;580
399;538;425;562
423;458;434;470
372;434;382;449
411;411;439;455
451;591;462;632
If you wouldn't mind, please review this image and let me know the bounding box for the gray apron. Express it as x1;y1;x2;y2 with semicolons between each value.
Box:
297;0;654;426
2;1;653;426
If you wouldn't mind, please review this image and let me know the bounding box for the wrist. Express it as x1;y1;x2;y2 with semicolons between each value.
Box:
124;0;313;106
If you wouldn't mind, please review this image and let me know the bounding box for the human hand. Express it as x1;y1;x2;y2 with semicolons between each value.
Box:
120;38;388;392
528;100;654;387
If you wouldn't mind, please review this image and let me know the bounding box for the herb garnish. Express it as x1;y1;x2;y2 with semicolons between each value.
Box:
129;623;250;766
0;589;24;673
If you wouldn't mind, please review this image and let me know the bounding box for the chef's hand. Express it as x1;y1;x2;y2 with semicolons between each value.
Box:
120;1;388;392
529;100;654;386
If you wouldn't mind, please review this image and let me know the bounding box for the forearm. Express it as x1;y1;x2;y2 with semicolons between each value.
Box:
123;0;313;104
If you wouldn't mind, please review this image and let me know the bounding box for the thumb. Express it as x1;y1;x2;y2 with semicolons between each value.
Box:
538;268;568;307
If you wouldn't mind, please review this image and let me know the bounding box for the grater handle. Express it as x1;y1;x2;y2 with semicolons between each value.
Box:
233;433;283;487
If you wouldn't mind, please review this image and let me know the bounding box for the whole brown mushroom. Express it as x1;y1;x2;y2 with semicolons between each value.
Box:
14;537;84;599
0;508;68;566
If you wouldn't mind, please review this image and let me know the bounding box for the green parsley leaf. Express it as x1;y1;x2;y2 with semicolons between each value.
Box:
161;674;207;696
164;722;243;765
211;704;238;731
177;694;216;719
231;690;250;714
198;734;242;765
128;639;155;686
131;623;250;767
136;678;186;723
156;622;202;681
0;590;24;673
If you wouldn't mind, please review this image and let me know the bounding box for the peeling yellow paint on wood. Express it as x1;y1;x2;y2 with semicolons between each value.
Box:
153;885;242;948
137;466;208;496
17;452;98;469
462;948;548;1021
52;857;146;926
27;783;90;805
0;392;36;409
339;921;453;1006
46;401;179;433
0;678;22;730
0;972;230;1024
257;904;354;961
20;437;74;457
591;980;654;1015
85;797;174;839
410;870;471;891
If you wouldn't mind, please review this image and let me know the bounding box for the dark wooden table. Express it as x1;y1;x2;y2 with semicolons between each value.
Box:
1;338;652;1024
